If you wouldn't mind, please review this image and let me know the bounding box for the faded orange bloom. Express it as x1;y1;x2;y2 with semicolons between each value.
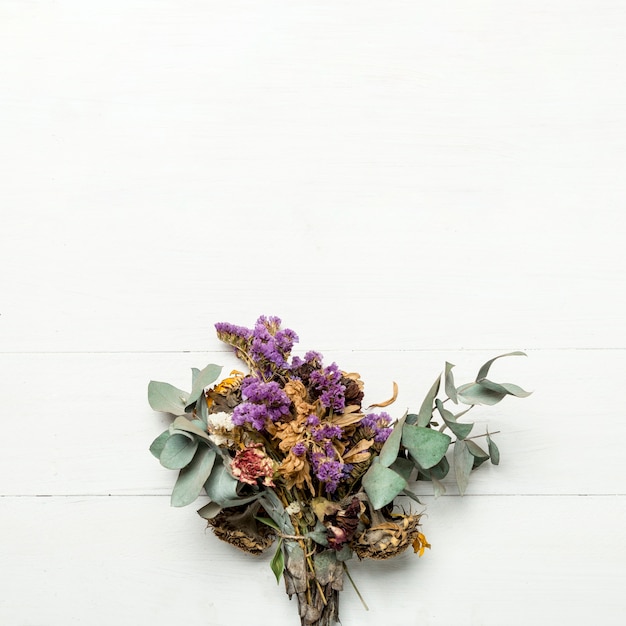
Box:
278;450;314;494
412;531;431;557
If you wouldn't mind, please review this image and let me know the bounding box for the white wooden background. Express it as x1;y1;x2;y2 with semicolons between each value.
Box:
2;1;625;624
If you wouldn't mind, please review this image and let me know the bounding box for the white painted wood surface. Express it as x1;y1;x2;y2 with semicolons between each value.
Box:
1;1;625;624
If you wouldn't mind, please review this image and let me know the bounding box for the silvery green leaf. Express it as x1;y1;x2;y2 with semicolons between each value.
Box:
389;456;414;481
171;446;217;507
476;351;526;381
479;379;532;398
148;380;189;415
255;516;281;530
417;374;441;427
191;367;201;386
259;489;295;534
456;382;507;406
402;488;423;505
487;432;500;465
453;439;473;495
203;459;240;504
270;540;285;584
335;545;353;562
444;362;458;404
362;462;408;510
435;399;473;439
402;424;451;469
196;390;209;427
197;502;222;520
185;363;223;411
465;439;489;459
149;430;170;459
378;412;407;468
171;415;213;444
405;413;419;425
159;432;198;470
305;522;329;547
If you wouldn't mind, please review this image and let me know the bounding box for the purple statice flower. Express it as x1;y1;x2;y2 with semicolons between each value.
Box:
249;316;299;374
360;411;393;443
214;321;253;341
291;350;323;370
306;414;320;427
310;449;346;494
232;376;291;431
291;441;307;457
312;424;343;442
309;362;346;413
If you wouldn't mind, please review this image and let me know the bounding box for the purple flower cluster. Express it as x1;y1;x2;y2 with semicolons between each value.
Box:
214;321;253;342
312;424;343;442
291;350;323;369
249;316;298;373
310;445;349;493
360;412;393;443
291;441;307;457
232;377;291;431
309;362;346;413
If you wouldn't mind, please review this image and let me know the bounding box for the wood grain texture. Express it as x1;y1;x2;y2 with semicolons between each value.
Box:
1;496;624;625
1;1;625;624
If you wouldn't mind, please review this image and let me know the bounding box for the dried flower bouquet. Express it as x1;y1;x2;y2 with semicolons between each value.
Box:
148;316;529;625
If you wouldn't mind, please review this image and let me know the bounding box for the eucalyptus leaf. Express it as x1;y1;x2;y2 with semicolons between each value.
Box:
171;415;213;444
148;380;189;415
402;424;451;469
476;351;526;382
456;382;507;406
465;439;489;459
362;462;408;510
149;430;170;459
479;379;532;398
444;362;458;404
185;363;223;411
453;439;473;495
402;488;423;505
270;540;285;584
197;501;222;520
487;433;500;465
405;413;419;425
378;412;407;467
171;446;217;507
203;459;241;504
259;490;294;534
417;374;441;427
389;456;414;481
255;516;281;531
435;399;473;439
160;432;198;470
196;390;209;427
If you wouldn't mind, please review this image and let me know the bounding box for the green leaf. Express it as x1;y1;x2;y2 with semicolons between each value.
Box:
476;351;526;382
159;432;198;470
197;502;222;520
402;488;423;505
171;447;217;507
389;456;414;481
378;412;407;467
418;456;450;481
171;415;213;444
362;462;408;510
255;516;281;531
487;432;500;465
149;430;170;459
405;413;419;425
479;379;532;398
435;399;473;439
185;364;223;410
444;362;458;404
453;439;473;495
196;390;209;427
148;380;189;415
456;382;507;406
402;424;451;469
203;460;241;504
270;540;285;584
417;374;441;427
465;439;489;459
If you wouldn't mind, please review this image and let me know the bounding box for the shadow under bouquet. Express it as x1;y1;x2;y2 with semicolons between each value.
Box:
148;316;529;625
